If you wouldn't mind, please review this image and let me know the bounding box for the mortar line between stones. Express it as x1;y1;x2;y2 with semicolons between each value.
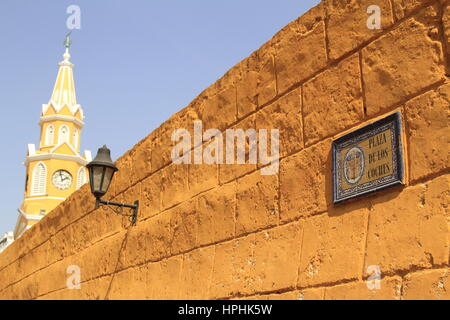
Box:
218;278;358;300
437;0;450;77
295;221;306;290
104;229;130;300
323;3;331;63
360;204;372;281
233;179;237;239
299;85;306;152
322;286;327;300
272;53;279;99
410;168;450;186
177;251;185;299
358;51;368;118
207;244;217;299
216;161;219;188
234;81;238;126
186;160;191;199
399;276;405;300
388;0;397;22
276;153;281;227
402;103;413;186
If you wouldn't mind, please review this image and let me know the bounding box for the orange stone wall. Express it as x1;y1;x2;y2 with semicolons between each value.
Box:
0;0;448;300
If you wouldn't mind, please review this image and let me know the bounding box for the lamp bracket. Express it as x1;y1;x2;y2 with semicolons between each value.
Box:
96;198;139;225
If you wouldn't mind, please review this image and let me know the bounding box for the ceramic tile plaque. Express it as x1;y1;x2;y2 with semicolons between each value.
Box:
332;112;405;203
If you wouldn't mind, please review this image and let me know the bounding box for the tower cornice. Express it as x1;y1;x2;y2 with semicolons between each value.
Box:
39;114;85;128
24;153;89;167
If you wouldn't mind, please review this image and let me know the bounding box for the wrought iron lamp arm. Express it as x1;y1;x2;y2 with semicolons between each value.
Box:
95;198;139;225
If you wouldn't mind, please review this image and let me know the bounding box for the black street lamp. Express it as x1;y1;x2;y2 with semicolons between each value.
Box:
86;145;139;225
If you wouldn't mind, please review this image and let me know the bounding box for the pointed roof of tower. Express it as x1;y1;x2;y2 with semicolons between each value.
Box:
42;33;83;118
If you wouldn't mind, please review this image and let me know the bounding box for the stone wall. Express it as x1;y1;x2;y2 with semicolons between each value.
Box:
0;0;448;300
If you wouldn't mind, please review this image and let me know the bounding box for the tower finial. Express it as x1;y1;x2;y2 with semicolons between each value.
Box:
64;31;72;49
63;31;72;62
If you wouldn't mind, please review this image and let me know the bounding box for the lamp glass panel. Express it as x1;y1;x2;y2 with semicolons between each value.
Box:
100;167;115;193
88;167;95;193
92;166;105;192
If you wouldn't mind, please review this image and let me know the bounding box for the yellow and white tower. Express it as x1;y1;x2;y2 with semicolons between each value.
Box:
14;36;91;238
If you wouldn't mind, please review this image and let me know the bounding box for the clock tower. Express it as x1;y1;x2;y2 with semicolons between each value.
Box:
14;35;91;239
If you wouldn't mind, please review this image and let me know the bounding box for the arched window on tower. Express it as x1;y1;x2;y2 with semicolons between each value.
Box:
58;125;70;144
45;125;54;146
31;162;47;196
73;128;79;149
76;167;87;189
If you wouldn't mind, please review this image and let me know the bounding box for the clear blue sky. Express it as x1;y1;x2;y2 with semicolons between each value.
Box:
0;0;319;234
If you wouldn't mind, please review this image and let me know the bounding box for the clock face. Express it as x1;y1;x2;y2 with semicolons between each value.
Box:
52;170;73;190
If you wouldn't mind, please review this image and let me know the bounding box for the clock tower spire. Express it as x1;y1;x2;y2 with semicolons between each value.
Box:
14;35;92;239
